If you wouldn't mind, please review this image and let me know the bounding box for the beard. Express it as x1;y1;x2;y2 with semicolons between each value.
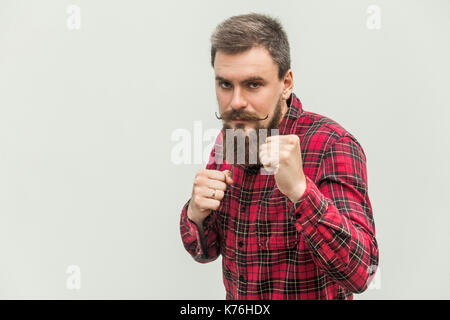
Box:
220;96;284;170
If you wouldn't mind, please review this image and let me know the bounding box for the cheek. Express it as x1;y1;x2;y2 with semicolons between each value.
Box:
216;89;231;103
261;101;275;116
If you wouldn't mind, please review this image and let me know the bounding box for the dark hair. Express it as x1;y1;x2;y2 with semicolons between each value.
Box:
210;13;291;80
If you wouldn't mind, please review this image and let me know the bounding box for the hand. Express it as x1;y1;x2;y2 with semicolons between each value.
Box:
259;135;307;203
187;169;233;225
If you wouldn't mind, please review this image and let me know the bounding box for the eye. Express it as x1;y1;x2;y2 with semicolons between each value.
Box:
219;81;232;89
248;82;261;89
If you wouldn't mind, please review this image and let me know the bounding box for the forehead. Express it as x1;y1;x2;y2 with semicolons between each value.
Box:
214;46;278;81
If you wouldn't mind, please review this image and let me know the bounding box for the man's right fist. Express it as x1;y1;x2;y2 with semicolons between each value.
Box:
187;169;233;225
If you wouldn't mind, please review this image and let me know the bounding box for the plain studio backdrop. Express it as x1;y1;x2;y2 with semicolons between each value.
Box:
0;0;449;299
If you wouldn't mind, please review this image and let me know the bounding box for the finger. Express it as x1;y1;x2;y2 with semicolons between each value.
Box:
198;187;224;203
260;141;280;155
260;150;279;169
260;145;279;163
198;197;221;211
223;169;234;185
208;188;224;201
267;134;298;146
205;179;227;191
205;169;230;183
266;135;288;142
259;143;270;156
259;148;267;163
261;158;279;175
265;135;281;144
259;151;272;167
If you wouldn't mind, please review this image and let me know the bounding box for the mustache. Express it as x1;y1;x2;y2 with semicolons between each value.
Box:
215;110;269;121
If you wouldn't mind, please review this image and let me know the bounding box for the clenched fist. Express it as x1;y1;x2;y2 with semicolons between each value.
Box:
259;134;307;203
187;169;233;226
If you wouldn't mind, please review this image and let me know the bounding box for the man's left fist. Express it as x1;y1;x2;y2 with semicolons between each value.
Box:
259;134;307;203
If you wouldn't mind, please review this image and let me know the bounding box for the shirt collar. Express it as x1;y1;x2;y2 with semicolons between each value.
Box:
278;92;303;135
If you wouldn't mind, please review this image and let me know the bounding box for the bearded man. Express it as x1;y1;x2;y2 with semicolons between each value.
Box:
179;13;379;300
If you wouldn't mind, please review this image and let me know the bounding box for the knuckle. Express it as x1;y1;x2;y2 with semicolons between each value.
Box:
287;135;295;143
218;182;227;190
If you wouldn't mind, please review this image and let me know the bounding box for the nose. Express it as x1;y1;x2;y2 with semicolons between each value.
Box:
230;87;248;111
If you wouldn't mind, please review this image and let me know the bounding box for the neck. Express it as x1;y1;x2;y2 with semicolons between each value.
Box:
279;99;290;125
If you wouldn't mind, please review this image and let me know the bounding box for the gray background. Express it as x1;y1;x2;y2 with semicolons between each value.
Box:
0;0;449;299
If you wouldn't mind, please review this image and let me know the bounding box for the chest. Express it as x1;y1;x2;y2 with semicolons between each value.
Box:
214;170;300;251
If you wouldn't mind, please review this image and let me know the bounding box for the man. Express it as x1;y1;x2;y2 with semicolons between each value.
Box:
179;13;379;300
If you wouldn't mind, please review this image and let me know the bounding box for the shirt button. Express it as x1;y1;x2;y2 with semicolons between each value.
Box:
238;241;243;248
239;275;245;282
241;205;246;212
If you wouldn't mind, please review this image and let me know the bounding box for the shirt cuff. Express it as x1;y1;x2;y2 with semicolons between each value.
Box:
286;175;313;212
183;199;216;236
287;175;328;232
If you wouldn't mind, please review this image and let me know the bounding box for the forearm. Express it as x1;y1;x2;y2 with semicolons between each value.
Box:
187;203;205;232
288;175;379;293
180;199;220;263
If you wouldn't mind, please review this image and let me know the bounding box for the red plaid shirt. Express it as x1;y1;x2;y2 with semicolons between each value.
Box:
180;93;379;300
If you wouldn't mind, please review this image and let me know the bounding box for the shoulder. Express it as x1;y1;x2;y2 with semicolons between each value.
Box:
294;109;365;157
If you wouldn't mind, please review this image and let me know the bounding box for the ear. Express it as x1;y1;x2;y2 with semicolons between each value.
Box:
281;69;294;100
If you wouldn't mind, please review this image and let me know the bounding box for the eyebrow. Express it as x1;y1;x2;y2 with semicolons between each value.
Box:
215;75;266;84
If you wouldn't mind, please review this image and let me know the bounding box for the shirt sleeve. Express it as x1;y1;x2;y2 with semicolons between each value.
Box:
180;198;220;263
179;132;223;263
287;135;379;294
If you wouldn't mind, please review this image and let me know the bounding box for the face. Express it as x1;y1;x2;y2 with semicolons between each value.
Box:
214;46;293;166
